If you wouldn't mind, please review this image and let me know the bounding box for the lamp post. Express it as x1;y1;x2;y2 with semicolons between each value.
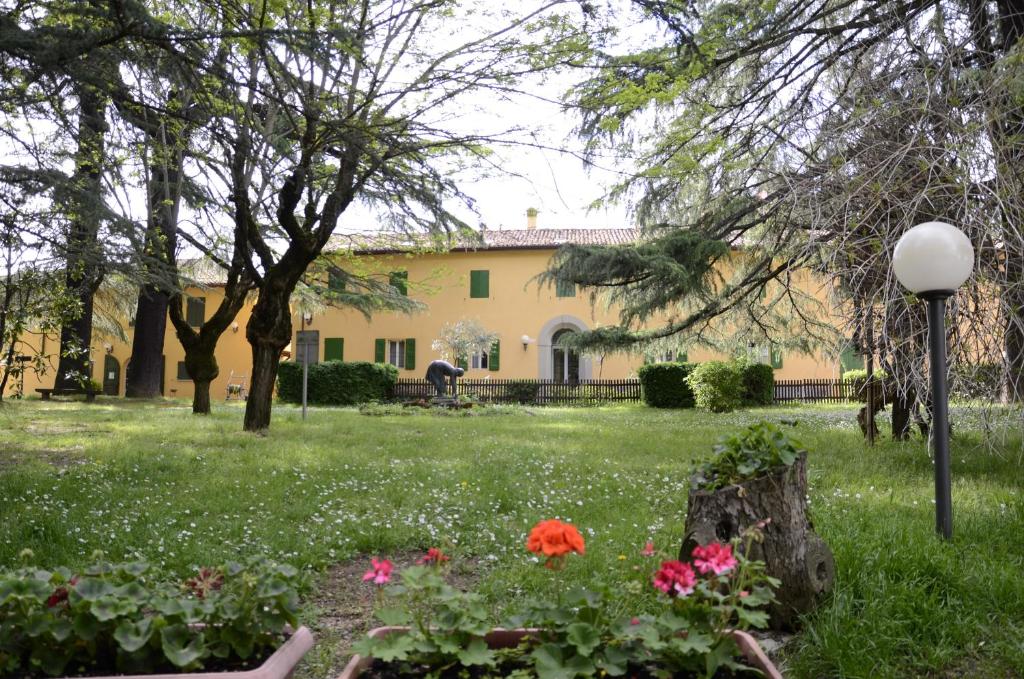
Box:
892;221;974;540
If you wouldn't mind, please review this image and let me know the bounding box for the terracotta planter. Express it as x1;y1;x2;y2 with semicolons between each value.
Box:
59;626;315;679
338;626;782;679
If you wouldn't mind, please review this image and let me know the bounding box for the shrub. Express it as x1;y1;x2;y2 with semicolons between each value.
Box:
638;362;696;408
504;380;540;404
842;368;889;403
277;360;398;405
693;420;807;490
739;362;775;406
951;362;1003;400
687;361;743;412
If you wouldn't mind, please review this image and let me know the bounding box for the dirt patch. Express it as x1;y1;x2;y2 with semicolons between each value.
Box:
0;442;88;471
300;552;481;679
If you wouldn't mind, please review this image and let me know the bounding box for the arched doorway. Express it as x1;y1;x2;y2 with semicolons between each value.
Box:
536;315;592;381
102;355;120;396
551;328;580;384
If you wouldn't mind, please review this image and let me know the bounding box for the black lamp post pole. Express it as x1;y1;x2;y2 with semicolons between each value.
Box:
922;290;953;540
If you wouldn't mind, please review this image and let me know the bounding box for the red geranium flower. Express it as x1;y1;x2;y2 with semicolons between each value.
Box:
653;560;697;597
417;547;449;565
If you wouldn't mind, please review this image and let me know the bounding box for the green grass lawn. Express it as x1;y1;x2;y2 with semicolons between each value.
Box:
1;399;1023;678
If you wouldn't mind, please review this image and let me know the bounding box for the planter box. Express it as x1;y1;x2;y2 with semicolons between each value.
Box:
338;626;782;679
60;626;315;679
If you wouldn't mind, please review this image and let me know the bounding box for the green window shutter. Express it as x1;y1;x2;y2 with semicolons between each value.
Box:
456;356;468;370
389;271;408;296
555;278;575;297
324;338;344;362
771;346;784;369
839;342;863;372
176;361;191;380
186;297;205;327
404;338;416;371
679;351;688;363
489;340;500;371
470;270;489;298
374;338;386;363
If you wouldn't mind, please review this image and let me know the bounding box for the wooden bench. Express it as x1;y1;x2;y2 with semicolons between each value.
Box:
36;388;97;403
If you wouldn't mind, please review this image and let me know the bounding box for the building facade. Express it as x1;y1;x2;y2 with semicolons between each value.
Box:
10;223;850;400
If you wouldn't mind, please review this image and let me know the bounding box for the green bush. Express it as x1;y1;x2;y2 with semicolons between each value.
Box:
687;361;743;412
504;380;540;404
739;362;775;406
951;362;1003;400
842;368;889;403
277;360;398;405
637;362;696;408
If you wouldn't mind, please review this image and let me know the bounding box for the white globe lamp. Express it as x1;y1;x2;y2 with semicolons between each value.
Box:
892;221;974;541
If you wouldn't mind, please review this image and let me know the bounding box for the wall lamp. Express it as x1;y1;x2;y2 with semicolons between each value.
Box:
521;334;533;350
231;321;239;333
302;312;313;325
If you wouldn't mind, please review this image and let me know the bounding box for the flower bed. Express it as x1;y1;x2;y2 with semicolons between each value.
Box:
343;519;782;678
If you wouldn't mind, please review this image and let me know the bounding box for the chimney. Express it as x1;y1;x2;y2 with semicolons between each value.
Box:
526;207;538;230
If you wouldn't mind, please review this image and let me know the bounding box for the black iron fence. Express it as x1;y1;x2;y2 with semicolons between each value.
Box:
393;378;642;404
393;377;861;405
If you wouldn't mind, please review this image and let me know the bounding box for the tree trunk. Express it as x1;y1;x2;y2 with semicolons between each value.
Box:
891;389;914;441
124;127;183;398
54;83;106;390
1005;270;1024;402
192;379;212;414
243;276;295;432
125;288;169;397
680;454;834;631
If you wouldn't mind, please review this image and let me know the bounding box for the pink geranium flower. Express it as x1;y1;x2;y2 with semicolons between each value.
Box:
692;542;737;576
362;557;393;585
641;541;655;557
653;560;697;597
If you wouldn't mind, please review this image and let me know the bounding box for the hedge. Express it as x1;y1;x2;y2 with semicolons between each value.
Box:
842;368;889;403
739;362;775;406
687;360;744;412
637;362;696;408
277;361;398;405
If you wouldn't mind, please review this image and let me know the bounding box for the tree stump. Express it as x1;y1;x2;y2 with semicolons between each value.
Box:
680;453;834;631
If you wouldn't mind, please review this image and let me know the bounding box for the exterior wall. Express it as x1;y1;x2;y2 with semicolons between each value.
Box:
8;287;256;401
6;245;845;400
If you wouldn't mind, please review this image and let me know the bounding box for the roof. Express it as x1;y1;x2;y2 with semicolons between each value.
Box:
178;258;228;286
328;227;641;255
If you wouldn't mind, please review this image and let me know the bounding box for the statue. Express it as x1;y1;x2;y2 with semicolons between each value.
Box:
425;359;465;397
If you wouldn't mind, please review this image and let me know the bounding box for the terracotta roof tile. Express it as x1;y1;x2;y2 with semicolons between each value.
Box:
328;227;640;254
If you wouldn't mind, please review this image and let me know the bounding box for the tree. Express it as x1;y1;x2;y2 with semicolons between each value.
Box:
221;0;589;431
550;0;1024;410
432;319;499;365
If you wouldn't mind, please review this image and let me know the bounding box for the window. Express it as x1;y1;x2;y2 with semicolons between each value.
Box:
376;337;416;370
469;270;489;298
555;278;575;298
389;271;408;296
324;337;344;362
471;351;488;369
770;346;784;370
389;340;405;368
176;361;191;380
328;270;345;292
186;296;205;327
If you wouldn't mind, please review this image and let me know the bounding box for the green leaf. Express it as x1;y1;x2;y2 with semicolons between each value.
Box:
160;624;207;668
457;637;496;667
668;630;713;655
566;622;601;656
735;607;770;629
222;624;255;659
595;646;630;676
72;577;114;601
114;618;154;653
367;633;417;662
376;607;412;626
72;612;99;640
30;643;72;676
533;643;595;679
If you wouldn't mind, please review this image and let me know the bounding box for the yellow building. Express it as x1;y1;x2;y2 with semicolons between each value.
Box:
10;223;848;400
